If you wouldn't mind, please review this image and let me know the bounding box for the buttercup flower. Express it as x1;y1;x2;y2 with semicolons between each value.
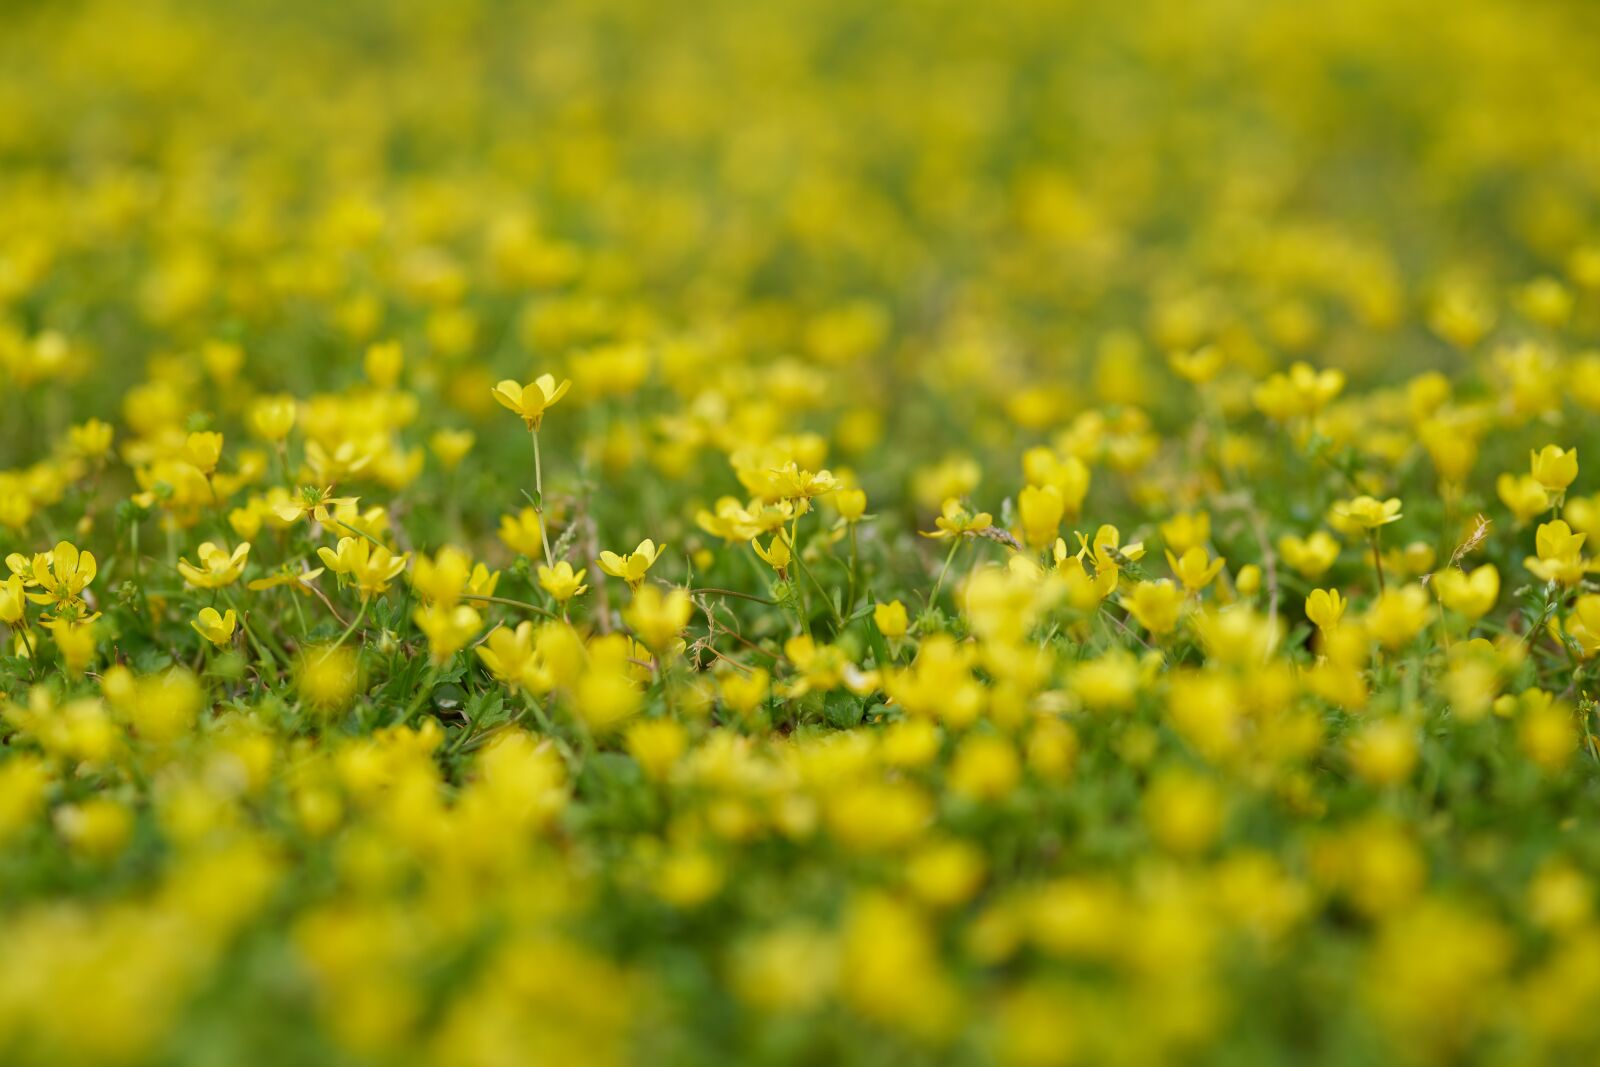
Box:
178;542;251;590
492;374;571;430
191;607;238;645
599;539;664;589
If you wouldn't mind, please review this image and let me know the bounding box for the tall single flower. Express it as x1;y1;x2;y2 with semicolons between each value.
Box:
492;374;571;430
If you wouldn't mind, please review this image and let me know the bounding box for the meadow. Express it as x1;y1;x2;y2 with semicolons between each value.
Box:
4;0;1600;1064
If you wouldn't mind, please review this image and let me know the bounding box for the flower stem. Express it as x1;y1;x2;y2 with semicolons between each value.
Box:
531;428;556;570
1368;529;1386;593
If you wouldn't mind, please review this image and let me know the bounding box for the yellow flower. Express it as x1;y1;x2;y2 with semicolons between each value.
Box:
410;546;477;607
696;497;763;543
1333;496;1403;530
247;566;326;595
1122;579;1184;635
364;340;403;388
835;488;868;522
626;719;687;782
1306;588;1346;630
1434;564;1499;619
1365;585;1431;649
1525;519;1588;587
1348;719;1418;786
751;532;792;572
599;538;664;589
499;507;545;557
191;607;238;645
67;418;115;459
624;584;693;651
491;373;571;430
49;617;96;674
1160;510;1211;555
1144;769;1222;855
297;645;360;712
177;541;251;590
1566;595;1600;658
476;621;546;691
1497;473;1550;524
316;536;408;599
248;395;297;442
1530;445;1578;492
1234;564;1262;597
1017;484;1065;550
0;574;25;626
921;498;993;540
429;428;475;470
27;540;98;607
184;430;224;473
1165;546;1225;591
1278;531;1340;579
1168;345;1224;384
538;561;589;603
413;603;482;662
770;462;839;501
874;600;909;639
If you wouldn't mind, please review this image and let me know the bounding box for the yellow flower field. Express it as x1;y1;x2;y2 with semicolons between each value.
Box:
4;0;1600;1063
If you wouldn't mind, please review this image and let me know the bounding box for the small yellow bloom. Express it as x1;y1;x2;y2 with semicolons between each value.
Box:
1168;345;1224;384
248;395;297;442
538;561;589;603
499;507;545;557
177;541;251;590
1434;564;1499;619
364;340;403;388
1017;484;1065;550
626;718;687;781
874;599;909;639
1525;520;1588;586
67;418;115;459
492;373;571;430
1122;579;1184;635
1530;445;1579;492
1166;546;1225;591
921;498;993;540
26;541;97;606
0;575;25;626
476;621;546;691
1497;473;1550;524
1348;718;1418;786
429;428;475;470
413;603;482;662
1277;531;1341;579
1234;564;1262;597
49;618;96;674
624;584;693;651
191;607;238;645
751;532;792;572
1160;511;1211;555
1365;585;1431;649
316;536;408;599
1334;495;1403;530
1306;588;1346;630
835;488;868;522
599;538;664;589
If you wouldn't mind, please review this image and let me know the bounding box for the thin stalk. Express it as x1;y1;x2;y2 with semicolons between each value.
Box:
531;428;556;569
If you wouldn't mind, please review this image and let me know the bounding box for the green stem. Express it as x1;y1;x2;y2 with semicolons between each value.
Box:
1368;529;1386;594
788;524;842;628
932;537;963;604
531;428;556;570
324;597;370;656
846;523;860;616
460;593;556;619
